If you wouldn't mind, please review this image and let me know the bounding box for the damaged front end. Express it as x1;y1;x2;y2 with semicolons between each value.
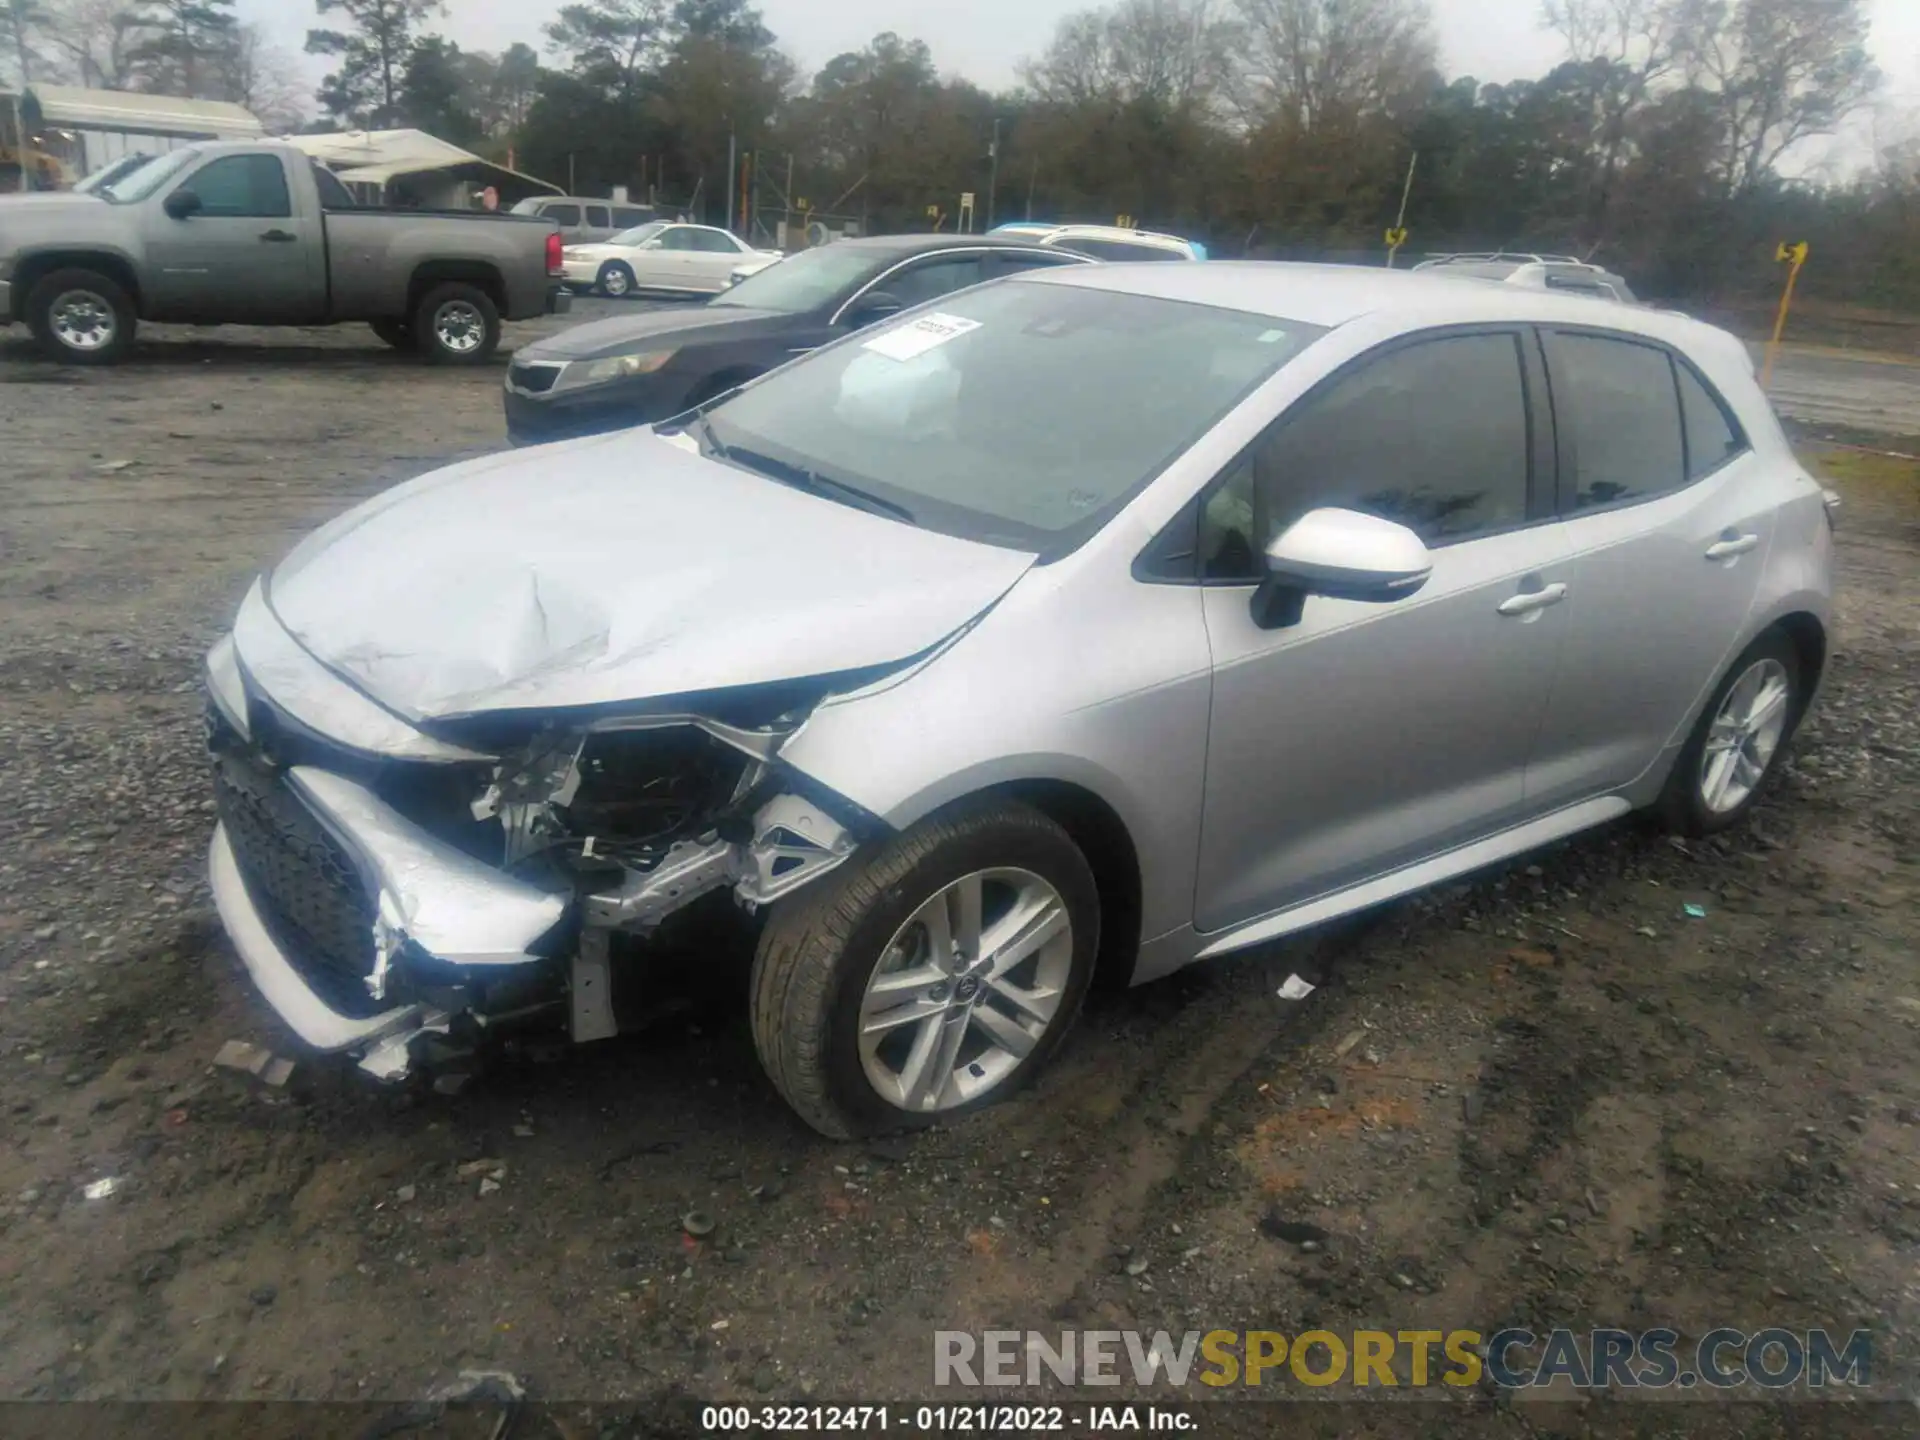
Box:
205;615;869;1086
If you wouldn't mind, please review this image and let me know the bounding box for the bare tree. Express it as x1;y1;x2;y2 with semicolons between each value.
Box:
1540;0;1688;233
1024;0;1239;114
222;22;307;129
42;0;144;88
3;0;60;86
1233;0;1436;132
1675;0;1878;195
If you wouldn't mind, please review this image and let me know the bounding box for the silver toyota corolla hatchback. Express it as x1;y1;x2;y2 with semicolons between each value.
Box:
205;262;1835;1137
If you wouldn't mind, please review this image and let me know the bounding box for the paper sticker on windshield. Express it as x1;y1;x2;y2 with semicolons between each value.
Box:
862;312;980;362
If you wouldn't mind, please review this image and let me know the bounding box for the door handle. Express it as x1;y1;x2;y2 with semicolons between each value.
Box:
1496;582;1568;617
1704;532;1760;560
259;229;297;243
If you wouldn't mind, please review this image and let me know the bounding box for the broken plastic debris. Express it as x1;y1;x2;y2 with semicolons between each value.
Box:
1333;1029;1366;1058
426;1370;526;1405
83;1178;120;1200
1683;903;1708;919
1277;973;1317;1001
213;1039;291;1085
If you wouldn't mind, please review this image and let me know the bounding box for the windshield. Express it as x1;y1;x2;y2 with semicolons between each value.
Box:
75;155;151;194
710;245;881;313
702;279;1325;549
607;221;667;246
98;148;202;203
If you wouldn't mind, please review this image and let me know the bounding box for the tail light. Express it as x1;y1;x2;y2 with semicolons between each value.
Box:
545;231;564;277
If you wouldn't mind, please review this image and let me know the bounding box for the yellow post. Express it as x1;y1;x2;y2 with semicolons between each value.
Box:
1384;227;1408;268
1761;241;1809;391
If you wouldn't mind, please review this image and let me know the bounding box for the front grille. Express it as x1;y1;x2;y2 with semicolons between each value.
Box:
508;361;563;394
212;744;386;1017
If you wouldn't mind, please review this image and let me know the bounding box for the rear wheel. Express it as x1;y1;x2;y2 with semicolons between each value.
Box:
1657;628;1803;836
751;799;1099;1139
597;262;636;298
370;317;411;350
412;282;500;365
26;268;136;364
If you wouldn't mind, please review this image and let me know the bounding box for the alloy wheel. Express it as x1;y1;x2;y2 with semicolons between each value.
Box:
857;867;1073;1113
1698;656;1792;814
50;290;115;353
433;300;485;354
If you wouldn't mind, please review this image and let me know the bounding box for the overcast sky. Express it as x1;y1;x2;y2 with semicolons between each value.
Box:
240;0;1920;159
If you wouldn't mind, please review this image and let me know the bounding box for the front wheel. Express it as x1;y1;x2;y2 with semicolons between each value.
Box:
26;268;137;364
751;799;1099;1139
1657;628;1804;836
597;262;635;298
412;282;501;365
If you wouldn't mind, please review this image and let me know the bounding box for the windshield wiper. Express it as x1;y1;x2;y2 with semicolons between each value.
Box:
671;408;727;459
721;446;916;525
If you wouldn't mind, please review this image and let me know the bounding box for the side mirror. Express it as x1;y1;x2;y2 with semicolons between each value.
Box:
1251;507;1432;629
844;291;904;327
163;189;203;220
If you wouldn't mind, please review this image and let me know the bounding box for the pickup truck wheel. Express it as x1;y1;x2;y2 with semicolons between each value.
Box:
369;318;411;350
750;798;1099;1139
27;268;136;365
597;262;635;298
413;283;500;365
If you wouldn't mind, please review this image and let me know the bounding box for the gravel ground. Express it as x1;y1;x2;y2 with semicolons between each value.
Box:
0;313;1916;1436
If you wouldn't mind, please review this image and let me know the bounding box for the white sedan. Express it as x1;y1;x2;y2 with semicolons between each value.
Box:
561;222;782;298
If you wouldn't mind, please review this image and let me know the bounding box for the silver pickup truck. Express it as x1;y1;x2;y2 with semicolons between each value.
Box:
0;140;570;364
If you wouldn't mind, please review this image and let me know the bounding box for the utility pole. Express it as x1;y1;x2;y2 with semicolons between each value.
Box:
1025;157;1037;221
725;128;736;233
783;152;794;246
986;118;999;230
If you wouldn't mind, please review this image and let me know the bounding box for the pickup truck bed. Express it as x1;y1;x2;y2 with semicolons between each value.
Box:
0;140;571;364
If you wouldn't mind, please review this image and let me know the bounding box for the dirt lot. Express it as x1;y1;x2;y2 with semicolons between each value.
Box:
0;311;1917;1436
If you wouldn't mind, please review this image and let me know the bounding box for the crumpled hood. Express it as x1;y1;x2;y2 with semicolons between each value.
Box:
519;304;780;362
265;428;1036;721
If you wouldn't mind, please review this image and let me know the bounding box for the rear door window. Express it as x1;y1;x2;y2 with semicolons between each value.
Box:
1545;332;1686;510
584;204;610;228
611;206;650;226
543;202;582;226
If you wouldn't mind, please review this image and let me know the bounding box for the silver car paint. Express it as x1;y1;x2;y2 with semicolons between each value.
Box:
778;265;1830;977
265;427;1037;720
209;261;1831;1064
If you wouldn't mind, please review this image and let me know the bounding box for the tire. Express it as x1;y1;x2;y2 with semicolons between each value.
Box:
26;267;136;365
1657;628;1803;837
412;282;500;365
597;262;636;298
751;798;1100;1139
369;317;411;350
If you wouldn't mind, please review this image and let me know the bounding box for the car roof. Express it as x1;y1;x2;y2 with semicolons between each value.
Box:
821;233;1096;256
1023;259;1724;350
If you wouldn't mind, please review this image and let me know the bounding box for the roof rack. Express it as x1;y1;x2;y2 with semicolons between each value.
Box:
1416;251;1595;268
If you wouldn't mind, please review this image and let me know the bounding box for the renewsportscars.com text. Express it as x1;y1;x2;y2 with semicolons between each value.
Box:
934;1327;1872;1390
